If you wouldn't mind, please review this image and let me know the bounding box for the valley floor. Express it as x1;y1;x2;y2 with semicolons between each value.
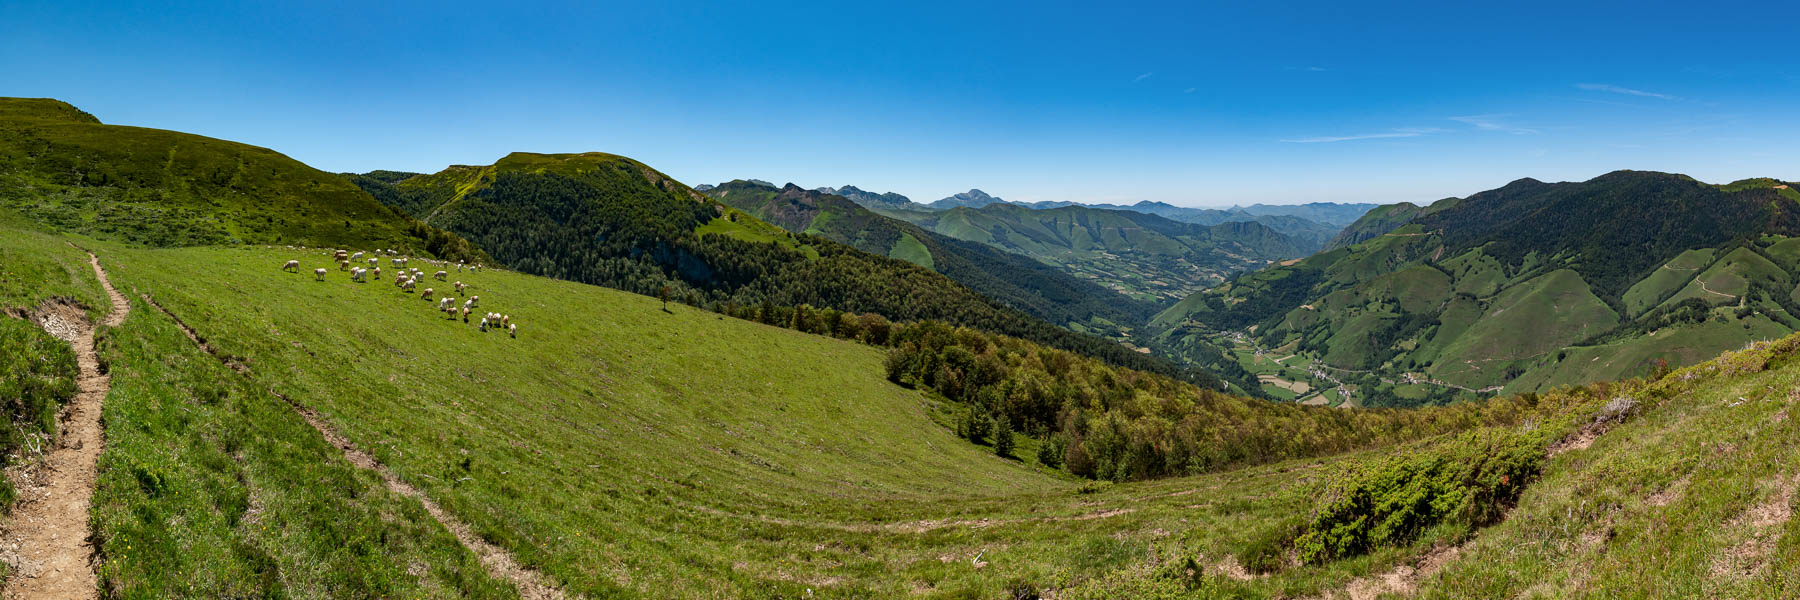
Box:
1;227;1796;598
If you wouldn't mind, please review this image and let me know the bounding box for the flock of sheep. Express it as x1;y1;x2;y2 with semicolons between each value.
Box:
281;248;518;338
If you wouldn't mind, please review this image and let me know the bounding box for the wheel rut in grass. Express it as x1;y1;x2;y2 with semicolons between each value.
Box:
3;251;127;600
137;294;567;600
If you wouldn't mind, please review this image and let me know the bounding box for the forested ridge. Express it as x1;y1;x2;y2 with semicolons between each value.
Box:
704;180;1161;335
349;153;1214;386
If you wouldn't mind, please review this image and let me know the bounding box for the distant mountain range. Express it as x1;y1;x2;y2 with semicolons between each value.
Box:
1149;170;1800;407
701;180;1160;337
885;202;1316;302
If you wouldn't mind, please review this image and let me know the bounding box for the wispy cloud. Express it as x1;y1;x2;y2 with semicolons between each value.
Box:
1284;66;1329;72
1576;83;1677;100
1449;114;1538;135
1280;128;1442;143
1183;87;1196;94
1133;72;1154;82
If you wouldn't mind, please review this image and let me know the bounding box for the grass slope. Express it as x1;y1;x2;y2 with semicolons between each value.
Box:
1152;171;1800;406
4;217;1795;597
0;98;486;262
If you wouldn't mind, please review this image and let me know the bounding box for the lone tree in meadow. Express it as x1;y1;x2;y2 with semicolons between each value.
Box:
993;414;1014;457
659;284;671;312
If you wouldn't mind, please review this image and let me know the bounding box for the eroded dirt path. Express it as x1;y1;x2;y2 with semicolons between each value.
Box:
138;294;567;600
3;252;127;600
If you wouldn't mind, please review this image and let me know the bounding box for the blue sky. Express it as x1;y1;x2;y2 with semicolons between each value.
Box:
4;1;1796;206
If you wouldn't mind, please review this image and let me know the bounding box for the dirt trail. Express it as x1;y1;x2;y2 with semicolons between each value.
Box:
138;295;566;600
3;252;127;600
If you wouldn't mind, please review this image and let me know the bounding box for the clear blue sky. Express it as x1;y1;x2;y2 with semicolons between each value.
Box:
4;1;1796;206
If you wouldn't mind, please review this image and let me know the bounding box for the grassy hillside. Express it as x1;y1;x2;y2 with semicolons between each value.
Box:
702;180;1159;335
1151;171;1800;407
349;154;1205;384
893;202;1316;302
6;219;1792;597
0;98;486;262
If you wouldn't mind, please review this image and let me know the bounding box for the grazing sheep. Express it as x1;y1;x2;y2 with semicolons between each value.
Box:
372;266;381;280
462;306;470;323
421;288;434;301
501;314;509;327
468;295;480;308
350;267;365;283
339;260;350;271
509;323;517;338
351;251;364;261
453;281;465;295
314;268;327;281
282;260;300;273
478;316;489;332
457;262;465;272
368;257;378;267
439;296;453;310
434;270;447;281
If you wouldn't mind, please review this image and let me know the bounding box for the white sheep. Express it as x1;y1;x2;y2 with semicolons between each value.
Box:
314;268;327;281
478;316;489;332
457;262;465;273
368;257;378;267
434;270;447;281
282;260;299;273
468;295;480;309
453;281;465;295
461;306;471;323
421;288;434;301
351;251;364;261
350;267;365;283
439;296;453;310
509;323;516;338
500;314;509;327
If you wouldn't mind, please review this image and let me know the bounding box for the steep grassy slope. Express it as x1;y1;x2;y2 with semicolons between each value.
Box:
349;154;1202;382
0;99;486;262
4;215;1794;597
703;180;1159;333
894;202;1316;302
1152;172;1800;407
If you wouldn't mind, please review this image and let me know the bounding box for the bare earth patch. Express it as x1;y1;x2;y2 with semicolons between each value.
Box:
2;252;128;600
1708;474;1795;581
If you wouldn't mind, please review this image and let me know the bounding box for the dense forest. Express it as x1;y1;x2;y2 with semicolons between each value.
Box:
348;155;1214;386
710;299;1547;481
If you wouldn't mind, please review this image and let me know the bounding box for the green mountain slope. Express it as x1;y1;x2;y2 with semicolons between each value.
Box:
0;98;486;261
11;211;1794;598
348;153;1202;383
1151;171;1800;407
702;180;1158;336
890;202;1316;302
1325;201;1425;249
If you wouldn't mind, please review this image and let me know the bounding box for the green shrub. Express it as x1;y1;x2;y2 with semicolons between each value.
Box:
1037;432;1065;468
993;415;1015;457
1293;429;1544;564
1235;518;1302;574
